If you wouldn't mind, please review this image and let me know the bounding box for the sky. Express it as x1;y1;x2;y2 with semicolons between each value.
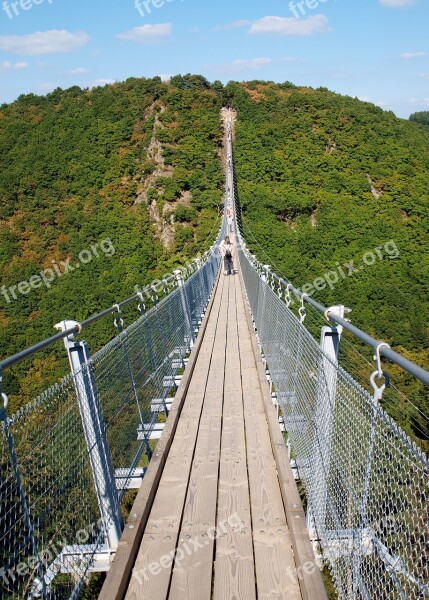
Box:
0;0;428;118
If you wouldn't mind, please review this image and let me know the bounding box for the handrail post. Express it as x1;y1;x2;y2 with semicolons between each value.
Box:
308;305;345;565
174;270;194;350
55;320;123;552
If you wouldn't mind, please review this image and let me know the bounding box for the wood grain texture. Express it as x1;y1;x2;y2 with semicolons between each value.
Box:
236;280;303;599
111;264;326;600
238;269;328;600
213;276;256;600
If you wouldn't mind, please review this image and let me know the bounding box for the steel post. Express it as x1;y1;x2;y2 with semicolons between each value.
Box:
55;321;123;551
308;306;345;564
174;270;195;350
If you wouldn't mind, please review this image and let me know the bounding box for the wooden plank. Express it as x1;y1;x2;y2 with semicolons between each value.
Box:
236;280;303;599
214;274;256;600
124;278;228;600
253;526;303;600
168;282;229;599
168;531;215;600
239;277;328;600
128;533;179;598
213;518;256;600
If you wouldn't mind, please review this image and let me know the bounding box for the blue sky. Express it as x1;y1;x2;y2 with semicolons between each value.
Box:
0;0;428;117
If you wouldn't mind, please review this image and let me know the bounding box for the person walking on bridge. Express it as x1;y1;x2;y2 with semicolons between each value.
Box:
219;236;234;276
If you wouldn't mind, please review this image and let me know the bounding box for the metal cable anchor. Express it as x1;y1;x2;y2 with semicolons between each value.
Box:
112;304;124;330
137;292;145;314
370;342;391;401
299;294;308;323
285;284;293;308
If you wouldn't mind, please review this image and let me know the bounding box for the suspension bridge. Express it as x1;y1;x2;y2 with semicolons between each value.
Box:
0;109;428;600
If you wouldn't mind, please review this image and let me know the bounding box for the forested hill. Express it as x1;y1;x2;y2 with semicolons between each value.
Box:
1;76;429;440
227;80;429;359
0;76;224;406
224;80;429;448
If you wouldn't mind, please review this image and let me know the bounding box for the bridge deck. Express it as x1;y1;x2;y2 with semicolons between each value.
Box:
101;266;325;599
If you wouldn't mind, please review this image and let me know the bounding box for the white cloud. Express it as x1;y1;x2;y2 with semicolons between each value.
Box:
407;97;429;105
90;79;116;87
216;15;329;36
358;95;388;108
249;15;329;36
233;57;271;68
0;30;89;56
400;52;428;59
421;73;429;80
68;67;89;75
380;0;416;6
282;56;300;63
206;57;271;74
116;24;172;44
213;20;252;32
39;82;57;92
1;61;28;70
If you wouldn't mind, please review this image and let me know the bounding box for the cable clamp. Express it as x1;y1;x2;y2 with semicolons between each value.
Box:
299;294;308;323
137;293;145;314
370;343;391;401
285;284;293;308
112;304;124;329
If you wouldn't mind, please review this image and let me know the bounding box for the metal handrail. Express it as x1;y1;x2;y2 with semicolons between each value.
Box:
266;268;429;387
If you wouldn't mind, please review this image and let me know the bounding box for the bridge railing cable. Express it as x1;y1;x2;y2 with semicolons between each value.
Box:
0;230;223;600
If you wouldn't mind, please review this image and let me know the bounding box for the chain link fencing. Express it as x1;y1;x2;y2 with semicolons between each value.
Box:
0;244;221;600
238;243;429;600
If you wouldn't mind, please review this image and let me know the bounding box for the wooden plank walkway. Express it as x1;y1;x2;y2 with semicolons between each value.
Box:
100;266;326;600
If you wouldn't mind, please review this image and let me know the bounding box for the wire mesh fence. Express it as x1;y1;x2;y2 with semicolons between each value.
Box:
0;245;221;600
238;243;429;600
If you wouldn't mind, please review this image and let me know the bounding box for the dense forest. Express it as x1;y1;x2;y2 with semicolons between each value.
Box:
409;110;429;126
1;76;428;449
0;75;224;409
223;80;429;450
